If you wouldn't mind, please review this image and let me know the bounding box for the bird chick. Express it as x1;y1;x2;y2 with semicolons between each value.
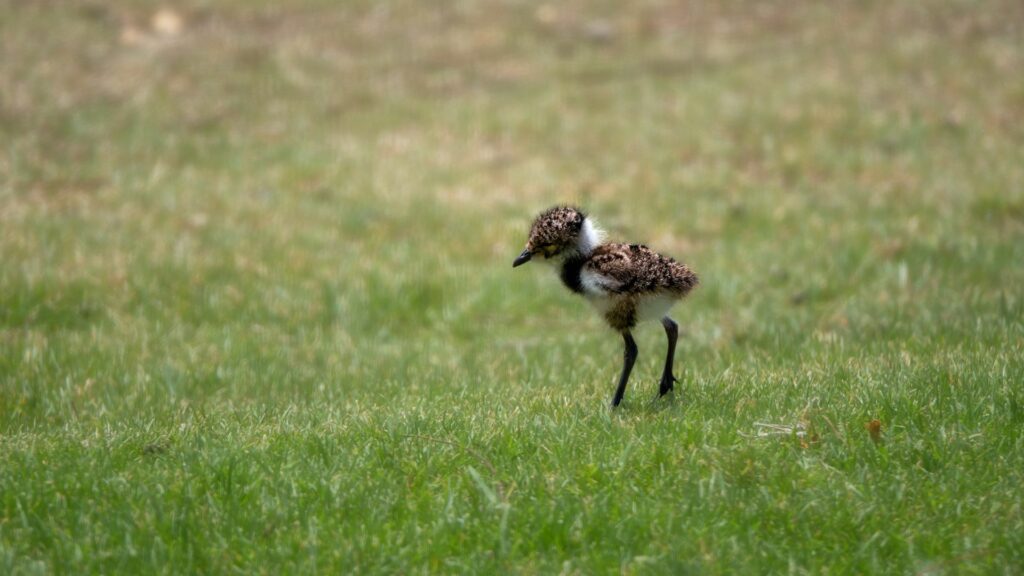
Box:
513;206;698;407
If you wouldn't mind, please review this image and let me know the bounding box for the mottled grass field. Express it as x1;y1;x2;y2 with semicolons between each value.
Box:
2;1;1023;573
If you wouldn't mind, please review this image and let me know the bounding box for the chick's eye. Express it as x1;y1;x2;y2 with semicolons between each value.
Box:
542;244;559;257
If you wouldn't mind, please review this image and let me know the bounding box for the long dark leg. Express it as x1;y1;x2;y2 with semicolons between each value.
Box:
611;331;638;408
659;317;679;396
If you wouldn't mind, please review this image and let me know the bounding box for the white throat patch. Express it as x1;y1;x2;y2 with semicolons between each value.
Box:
578;218;605;255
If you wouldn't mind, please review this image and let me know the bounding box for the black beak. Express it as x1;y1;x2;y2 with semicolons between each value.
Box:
512;249;532;268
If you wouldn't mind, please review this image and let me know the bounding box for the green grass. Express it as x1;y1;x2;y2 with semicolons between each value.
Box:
2;0;1024;573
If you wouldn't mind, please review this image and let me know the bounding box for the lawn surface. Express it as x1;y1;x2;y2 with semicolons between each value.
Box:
2;0;1023;573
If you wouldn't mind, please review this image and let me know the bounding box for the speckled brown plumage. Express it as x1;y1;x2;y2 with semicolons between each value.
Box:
524;206;586;255
513;206;700;407
585;243;698;297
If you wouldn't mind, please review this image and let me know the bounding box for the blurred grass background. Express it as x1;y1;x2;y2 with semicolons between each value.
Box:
1;0;1023;573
